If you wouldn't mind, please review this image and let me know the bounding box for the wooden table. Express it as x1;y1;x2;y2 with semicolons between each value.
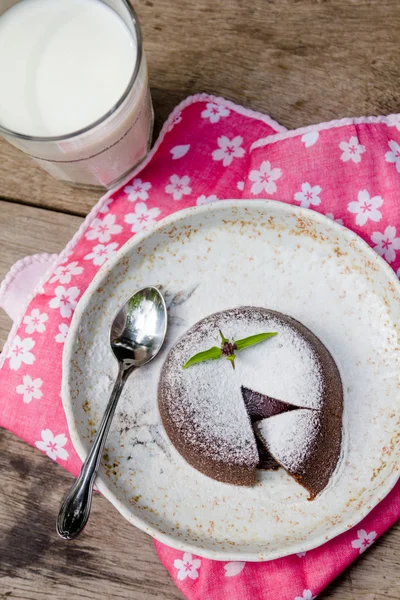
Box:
1;1;399;598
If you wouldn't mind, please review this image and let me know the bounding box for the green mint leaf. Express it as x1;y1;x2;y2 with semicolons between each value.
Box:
219;329;230;344
225;354;236;369
183;330;277;370
182;346;223;369
234;332;277;351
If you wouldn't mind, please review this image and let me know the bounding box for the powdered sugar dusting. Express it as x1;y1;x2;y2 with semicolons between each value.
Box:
256;410;321;472
159;308;324;468
64;200;400;559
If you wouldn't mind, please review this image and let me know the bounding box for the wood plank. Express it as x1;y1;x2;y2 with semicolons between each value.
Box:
0;428;399;600
2;0;400;215
0;428;184;600
0;201;83;349
0;138;100;215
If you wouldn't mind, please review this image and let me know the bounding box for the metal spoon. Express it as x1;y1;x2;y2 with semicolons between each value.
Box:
56;286;167;540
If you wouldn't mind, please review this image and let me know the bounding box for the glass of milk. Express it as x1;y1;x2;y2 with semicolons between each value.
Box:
0;0;153;189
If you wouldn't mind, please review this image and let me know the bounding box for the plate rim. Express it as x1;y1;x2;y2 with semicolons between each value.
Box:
62;199;400;561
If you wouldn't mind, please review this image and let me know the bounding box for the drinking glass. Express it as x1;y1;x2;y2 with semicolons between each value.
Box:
0;0;154;189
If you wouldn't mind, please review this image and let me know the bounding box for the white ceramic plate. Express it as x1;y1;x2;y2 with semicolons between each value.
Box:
62;200;400;561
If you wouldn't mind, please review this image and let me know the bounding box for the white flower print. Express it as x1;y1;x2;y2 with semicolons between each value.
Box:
49;286;80;318
173;552;201;581
296;551;307;558
325;213;344;226
55;323;69;343
397;267;400;279
224;561;245;577
125;203;161;233
201;102;230;123
23;308;48;334
237;181;245;191
371;226;400;263
339;136;366;163
385;140;400;173
249;161;282;195
386;114;400;131
347;190;383;226
84;242;119;266
351;529;377;554
196;194;219;206
301;131;319;147
165;175;192;201
85;213;122;243
16;375;43;404
8;336;35;371
99;197;113;213
168;112;182;131
35;429;69;461
294;182;322;208
124;178;152;202
212;136;245;167
49;261;83;285
294;590;317;600
170;144;190;160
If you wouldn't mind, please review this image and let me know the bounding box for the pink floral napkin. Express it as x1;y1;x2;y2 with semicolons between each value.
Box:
0;94;399;600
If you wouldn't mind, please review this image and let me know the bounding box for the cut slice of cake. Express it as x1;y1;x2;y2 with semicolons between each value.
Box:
255;408;342;499
241;386;300;470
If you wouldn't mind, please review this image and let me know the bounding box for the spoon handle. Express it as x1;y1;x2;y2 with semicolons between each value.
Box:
56;363;131;540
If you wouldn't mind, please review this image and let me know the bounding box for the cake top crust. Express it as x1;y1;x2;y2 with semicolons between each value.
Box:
159;307;326;469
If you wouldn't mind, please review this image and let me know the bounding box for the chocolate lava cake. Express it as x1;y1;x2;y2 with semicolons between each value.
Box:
158;307;343;498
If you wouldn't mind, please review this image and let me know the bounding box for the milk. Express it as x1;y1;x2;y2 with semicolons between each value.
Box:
0;0;153;187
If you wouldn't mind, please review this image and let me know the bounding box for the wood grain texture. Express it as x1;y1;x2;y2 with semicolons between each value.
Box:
0;201;83;348
1;0;400;597
0;138;100;215
2;0;400;215
0;428;184;600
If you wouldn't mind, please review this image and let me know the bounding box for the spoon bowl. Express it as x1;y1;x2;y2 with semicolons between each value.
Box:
111;286;167;368
57;286;167;540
